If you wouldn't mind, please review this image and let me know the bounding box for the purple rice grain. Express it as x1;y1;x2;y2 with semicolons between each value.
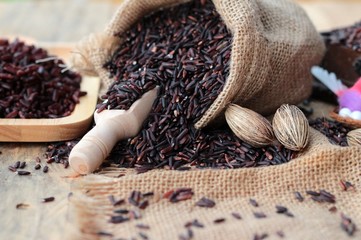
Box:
185;219;204;228
138;200;149;210
275;205;295;218
187;228;194;238
128;190;142;207
168;188;194;203
8;165;17;172
294;191;304;202
135;223;150;230
16;203;29;209
68;192;73;199
275;205;288;214
113;199;125;206
42;197;55;203
176;166;192;171
195;197;215;208
108;195;125;207
307;189;336;203
14;161;20;169
17;170;31;175
135;166;152;174
34;164;41;170
192;219;204;228
253;212;267;219
184;222;193;228
63;160;69;168
142;192;154;197
138;232;149;240
320;190;336;202
110;215;130;224
97;231;113;237
163;188;193;203
213;218;226;224
340;213;357;236
253;233;269;240
306;190;320;197
0;38;86;119
276;231;285;238
19;161;26;169
46;158;54;164
329;206;338;213
345;181;355;190
114;209;129;214
43;166;49;173
249;198;259;207
340;180;355;191
100;0;295;171
231;212;242;220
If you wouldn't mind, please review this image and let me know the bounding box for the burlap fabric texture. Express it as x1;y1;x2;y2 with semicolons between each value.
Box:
72;0;325;129
68;128;361;240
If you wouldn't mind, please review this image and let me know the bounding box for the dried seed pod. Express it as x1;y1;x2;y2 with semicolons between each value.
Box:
225;104;275;147
272;104;309;151
346;128;361;146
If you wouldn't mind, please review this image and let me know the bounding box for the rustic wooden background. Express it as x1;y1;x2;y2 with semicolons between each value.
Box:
1;0;361;43
0;0;360;239
0;0;120;42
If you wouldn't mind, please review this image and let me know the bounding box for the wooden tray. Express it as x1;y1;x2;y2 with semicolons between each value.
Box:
0;42;101;142
329;108;361;129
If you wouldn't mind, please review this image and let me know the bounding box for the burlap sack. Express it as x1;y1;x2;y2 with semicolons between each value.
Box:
65;2;359;239
72;0;325;129
67;127;360;240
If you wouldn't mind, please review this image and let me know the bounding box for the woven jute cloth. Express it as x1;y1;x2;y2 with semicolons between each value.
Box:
71;0;325;129
68;128;361;240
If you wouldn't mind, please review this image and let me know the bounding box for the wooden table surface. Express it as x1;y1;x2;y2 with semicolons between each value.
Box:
1;1;361;239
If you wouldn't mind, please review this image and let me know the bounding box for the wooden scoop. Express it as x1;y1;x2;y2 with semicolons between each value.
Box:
69;87;159;174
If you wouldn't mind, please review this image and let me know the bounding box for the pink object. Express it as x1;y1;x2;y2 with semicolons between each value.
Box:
338;89;361;111
351;78;361;93
337;78;361;111
311;66;361;112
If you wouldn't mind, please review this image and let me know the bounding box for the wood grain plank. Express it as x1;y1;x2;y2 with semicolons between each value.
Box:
0;0;118;42
0;143;78;240
300;2;361;31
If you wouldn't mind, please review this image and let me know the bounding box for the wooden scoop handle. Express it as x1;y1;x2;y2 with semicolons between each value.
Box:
69;87;159;174
69;113;128;174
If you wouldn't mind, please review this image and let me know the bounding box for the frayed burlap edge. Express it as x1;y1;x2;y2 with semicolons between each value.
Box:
71;32;120;96
66;128;361;240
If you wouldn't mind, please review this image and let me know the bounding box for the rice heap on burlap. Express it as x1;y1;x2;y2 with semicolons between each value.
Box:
64;0;361;239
